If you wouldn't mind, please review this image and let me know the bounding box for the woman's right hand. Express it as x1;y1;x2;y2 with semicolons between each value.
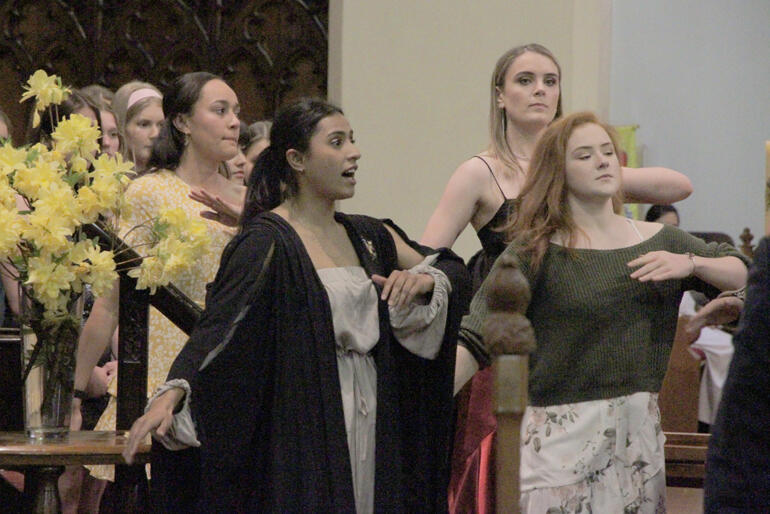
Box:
123;387;184;464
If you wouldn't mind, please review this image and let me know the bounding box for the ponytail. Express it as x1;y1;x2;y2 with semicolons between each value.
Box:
241;144;285;224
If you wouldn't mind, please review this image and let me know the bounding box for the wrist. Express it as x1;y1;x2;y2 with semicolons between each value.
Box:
687;252;697;276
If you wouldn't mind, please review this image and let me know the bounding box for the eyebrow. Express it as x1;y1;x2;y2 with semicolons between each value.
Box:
327;130;352;138
514;71;559;77
572;142;613;152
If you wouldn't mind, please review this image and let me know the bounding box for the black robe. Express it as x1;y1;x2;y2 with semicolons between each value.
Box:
151;212;470;513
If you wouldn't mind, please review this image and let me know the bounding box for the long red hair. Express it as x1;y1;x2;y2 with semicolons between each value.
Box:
503;112;624;272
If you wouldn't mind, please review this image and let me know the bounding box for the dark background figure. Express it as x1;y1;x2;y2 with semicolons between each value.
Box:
702;236;770;512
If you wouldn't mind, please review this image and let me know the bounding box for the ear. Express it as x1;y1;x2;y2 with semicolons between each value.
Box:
495;86;505;109
286;148;304;172
172;113;190;135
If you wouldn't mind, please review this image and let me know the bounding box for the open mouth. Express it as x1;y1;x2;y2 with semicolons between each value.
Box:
342;167;356;178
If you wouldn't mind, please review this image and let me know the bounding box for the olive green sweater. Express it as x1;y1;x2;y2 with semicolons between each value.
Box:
459;225;749;407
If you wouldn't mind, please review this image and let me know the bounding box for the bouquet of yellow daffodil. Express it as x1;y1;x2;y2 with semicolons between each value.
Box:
2;71;210;437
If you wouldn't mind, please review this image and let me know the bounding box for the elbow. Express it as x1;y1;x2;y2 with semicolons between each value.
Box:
675;175;694;201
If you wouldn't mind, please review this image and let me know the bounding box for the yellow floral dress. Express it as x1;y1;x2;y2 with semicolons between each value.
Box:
87;170;235;481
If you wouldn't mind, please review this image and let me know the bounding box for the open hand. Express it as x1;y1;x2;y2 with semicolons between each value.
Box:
686;295;743;339
123;388;183;464
189;188;242;227
628;251;693;282
371;271;434;309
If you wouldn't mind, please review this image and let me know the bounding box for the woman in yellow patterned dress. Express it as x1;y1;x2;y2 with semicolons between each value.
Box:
72;72;245;487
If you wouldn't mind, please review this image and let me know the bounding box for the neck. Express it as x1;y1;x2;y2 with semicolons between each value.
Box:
175;149;222;189
282;193;337;232
505;119;548;166
565;196;625;246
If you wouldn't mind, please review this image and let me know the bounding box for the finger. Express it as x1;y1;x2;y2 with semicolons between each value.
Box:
629;261;661;280
370;274;386;286
627;253;656;267
200;210;220;221
156;414;173;437
385;272;409;305
398;278;422;308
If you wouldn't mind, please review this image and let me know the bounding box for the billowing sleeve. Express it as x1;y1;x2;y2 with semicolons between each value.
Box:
388;254;452;359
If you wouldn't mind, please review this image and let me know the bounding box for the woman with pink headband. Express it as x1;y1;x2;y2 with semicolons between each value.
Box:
112;81;164;175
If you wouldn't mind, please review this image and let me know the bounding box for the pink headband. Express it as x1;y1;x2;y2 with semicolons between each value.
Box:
127;88;162;110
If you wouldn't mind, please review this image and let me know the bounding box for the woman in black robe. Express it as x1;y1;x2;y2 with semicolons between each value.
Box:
123;98;470;513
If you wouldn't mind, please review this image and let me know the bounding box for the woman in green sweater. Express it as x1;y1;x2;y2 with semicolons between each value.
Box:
457;112;748;513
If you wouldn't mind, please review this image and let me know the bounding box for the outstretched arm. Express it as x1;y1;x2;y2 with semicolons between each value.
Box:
420;159;486;249
629;253;747;291
621;166;693;204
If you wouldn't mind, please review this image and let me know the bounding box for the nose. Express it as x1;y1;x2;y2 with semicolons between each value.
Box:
229;111;240;128
149;124;160;139
349;142;361;161
597;155;609;169
533;79;546;96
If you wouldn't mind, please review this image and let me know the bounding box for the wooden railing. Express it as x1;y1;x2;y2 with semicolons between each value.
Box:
83;223;202;511
485;255;535;513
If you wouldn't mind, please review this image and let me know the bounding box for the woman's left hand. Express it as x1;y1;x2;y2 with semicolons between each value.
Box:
628;251;693;281
189;188;242;226
372;271;434;309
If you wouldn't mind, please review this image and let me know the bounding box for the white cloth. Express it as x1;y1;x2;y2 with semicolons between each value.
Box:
678;291;735;424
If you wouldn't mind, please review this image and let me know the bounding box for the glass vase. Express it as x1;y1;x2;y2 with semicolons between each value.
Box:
20;289;83;440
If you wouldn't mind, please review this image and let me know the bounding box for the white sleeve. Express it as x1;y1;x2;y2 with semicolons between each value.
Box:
146;378;201;451
388;254;452;360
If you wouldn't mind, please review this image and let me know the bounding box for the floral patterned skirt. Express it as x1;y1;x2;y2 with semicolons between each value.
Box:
519;392;666;513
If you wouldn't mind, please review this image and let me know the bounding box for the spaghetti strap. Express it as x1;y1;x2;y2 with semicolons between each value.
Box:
474;155;508;201
626;217;644;242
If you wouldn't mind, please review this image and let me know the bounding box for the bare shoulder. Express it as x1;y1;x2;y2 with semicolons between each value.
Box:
450;155;496;188
632;219;666;240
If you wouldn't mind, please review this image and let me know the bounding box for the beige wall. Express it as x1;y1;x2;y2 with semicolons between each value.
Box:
329;0;611;259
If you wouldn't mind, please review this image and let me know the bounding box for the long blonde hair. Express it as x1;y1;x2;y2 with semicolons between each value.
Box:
504;112;624;272
488;44;563;174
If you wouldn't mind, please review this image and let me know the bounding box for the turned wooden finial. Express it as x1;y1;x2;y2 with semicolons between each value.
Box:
482;254;536;357
740;227;754;258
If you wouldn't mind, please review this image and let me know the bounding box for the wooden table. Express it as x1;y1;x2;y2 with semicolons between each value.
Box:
0;430;150;513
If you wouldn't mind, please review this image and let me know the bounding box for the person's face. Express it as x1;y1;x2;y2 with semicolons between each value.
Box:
294;113;360;202
497;51;560;130
245;138;269;166
181;79;240;162
657;211;680;227
125;102;164;168
564;123;621;205
0;120;8;141
100;110;119;156
226;148;251;184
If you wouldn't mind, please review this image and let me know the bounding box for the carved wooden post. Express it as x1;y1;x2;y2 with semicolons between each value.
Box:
482;255;535;514
110;273;150;513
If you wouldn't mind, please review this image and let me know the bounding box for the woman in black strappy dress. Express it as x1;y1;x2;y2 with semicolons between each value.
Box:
420;43;695;514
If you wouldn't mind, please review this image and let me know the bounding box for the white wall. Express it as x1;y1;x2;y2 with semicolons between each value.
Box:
610;0;770;243
329;0;611;259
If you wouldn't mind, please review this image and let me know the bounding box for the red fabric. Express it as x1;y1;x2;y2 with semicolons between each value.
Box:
449;366;497;514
